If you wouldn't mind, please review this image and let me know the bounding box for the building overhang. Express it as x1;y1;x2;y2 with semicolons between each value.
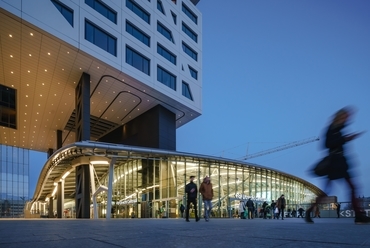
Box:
0;9;200;153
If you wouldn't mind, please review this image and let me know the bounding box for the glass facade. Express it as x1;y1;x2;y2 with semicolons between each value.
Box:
92;156;318;219
0;145;29;218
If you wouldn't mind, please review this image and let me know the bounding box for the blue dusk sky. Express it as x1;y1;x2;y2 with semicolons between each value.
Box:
176;0;370;201
30;0;370;202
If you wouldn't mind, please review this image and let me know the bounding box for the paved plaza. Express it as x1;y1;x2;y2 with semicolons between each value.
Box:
0;217;369;248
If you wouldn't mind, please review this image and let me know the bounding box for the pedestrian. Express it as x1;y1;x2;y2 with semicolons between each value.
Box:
297;207;304;218
199;176;213;222
277;194;286;220
180;203;185;218
185;176;200;222
246;198;254;219
314;205;321;218
262;201;268;219
335;202;341;218
271;200;277;219
238;200;246;219
307;107;370;224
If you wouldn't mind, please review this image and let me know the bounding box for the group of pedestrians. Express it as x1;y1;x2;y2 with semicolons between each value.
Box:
185;175;213;222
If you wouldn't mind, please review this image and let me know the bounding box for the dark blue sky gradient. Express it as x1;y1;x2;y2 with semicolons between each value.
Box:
177;0;370;201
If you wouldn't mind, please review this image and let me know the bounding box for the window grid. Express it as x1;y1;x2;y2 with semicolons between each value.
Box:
157;22;174;43
126;21;150;47
188;66;198;80
51;0;74;27
85;0;117;24
126;0;150;24
182;3;197;24
126;46;150;75
182;22;197;43
85;20;117;56
182;42;197;61
157;66;176;90
157;0;165;14
157;43;176;65
182;81;193;100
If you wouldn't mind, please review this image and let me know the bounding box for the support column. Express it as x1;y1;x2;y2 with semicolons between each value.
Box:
75;72;91;218
57;130;63;149
57;180;64;218
48;198;54;218
106;158;116;219
75;165;90;218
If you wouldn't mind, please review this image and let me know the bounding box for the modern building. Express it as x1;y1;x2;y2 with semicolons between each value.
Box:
0;145;29;217
0;0;324;219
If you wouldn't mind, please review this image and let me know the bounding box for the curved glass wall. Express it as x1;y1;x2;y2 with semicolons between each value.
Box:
94;156;318;219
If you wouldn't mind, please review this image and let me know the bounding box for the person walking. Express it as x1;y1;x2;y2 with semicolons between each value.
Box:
271;200;277;219
246;198;254;219
297;207;304;218
306;107;370;224
180;203;185;218
238;200;246;219
185;176;200;222
335;202;341;218
262;201;268;219
277;195;286;220
314;205;321;218
199;176;213;222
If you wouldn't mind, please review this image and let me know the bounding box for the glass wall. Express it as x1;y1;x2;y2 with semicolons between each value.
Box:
0;145;29;217
94;156;318;219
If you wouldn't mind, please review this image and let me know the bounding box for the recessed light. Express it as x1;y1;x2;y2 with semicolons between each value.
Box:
27;84;29;86
11;71;13;74
30;33;33;36
67;51;69;54
26;95;28;97
40;94;42;97
48;52;51;55
29;54;32;56
9;34;12;37
44;69;47;72
10;55;13;58
28;70;30;73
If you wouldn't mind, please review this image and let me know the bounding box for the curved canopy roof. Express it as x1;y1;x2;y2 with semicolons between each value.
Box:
31;141;325;204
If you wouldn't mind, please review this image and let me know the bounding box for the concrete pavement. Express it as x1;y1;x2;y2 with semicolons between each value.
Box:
0;217;369;247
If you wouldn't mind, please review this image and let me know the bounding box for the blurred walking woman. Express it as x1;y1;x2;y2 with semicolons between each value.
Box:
306;107;369;224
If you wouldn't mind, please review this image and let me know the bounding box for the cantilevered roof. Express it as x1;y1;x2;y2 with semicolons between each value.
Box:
31;141;326;204
0;9;200;153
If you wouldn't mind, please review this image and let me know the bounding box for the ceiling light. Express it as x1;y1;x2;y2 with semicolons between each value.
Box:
27;70;30;73
10;55;13;58
9;34;12;37
67;51;69;54
29;54;31;56
30;33;33;36
44;69;47;72
47;52;50;55
11;71;13;74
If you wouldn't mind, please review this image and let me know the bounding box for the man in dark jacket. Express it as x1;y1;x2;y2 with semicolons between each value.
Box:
277;194;286;220
185;176;199;222
246;198;254;219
